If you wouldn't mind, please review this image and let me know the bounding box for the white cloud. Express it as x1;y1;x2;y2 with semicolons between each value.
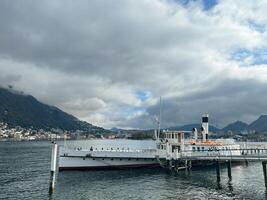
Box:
1;0;267;128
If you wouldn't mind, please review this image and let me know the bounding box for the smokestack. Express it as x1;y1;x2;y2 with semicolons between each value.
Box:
202;114;209;142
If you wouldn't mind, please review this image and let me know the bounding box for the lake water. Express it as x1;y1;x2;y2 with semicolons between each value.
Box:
0;140;267;200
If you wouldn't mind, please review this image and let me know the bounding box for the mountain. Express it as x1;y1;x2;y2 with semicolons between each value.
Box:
0;87;107;133
249;115;267;132
110;127;124;132
223;121;249;132
169;123;220;132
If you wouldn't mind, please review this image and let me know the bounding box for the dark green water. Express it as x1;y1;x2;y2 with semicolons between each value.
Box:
0;141;267;200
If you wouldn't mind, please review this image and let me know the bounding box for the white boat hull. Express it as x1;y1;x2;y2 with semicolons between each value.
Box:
59;156;159;170
58;145;159;170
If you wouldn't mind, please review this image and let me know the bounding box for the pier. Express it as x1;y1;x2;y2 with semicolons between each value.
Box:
159;146;267;188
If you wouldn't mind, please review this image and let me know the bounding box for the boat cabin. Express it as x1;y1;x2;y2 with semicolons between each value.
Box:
156;130;185;159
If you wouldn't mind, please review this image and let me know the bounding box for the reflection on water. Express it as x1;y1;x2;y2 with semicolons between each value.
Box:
1;141;267;200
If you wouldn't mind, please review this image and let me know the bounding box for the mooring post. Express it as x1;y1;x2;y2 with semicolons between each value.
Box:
185;160;188;170
216;160;220;183
188;160;192;169
262;161;267;188
49;142;58;194
227;160;232;180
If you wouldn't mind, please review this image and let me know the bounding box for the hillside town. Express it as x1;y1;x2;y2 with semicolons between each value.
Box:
0;122;70;141
0;122;141;141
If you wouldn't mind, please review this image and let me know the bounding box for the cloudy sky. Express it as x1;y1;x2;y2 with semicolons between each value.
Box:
1;0;267;129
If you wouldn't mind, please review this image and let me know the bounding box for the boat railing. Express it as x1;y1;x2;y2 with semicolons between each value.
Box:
179;147;267;160
70;147;156;153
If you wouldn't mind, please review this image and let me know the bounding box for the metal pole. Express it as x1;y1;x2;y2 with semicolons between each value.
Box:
262;161;267;188
227;160;232;180
216;160;220;183
49;142;58;194
158;97;162;139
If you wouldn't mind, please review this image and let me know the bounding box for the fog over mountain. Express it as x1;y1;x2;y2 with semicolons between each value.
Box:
0;0;267;129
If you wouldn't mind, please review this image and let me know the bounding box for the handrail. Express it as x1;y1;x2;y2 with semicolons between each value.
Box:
178;148;267;161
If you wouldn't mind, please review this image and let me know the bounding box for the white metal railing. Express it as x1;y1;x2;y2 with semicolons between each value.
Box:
179;148;267;161
69;146;156;153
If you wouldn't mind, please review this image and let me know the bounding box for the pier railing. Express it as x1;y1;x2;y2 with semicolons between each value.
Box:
179;148;267;161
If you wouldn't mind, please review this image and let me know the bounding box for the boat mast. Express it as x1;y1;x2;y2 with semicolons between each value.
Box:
158;96;162;139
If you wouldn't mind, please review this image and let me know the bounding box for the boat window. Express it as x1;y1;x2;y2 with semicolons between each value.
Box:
172;134;174;139
93;158;95;160
102;148;104;150
120;158;122;161
192;147;196;152
111;158;114;160
197;147;200;152
128;158;131;161
83;157;85;160
202;147;205;152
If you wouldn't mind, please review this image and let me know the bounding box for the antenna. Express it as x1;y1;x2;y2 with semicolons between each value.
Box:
158;96;162;139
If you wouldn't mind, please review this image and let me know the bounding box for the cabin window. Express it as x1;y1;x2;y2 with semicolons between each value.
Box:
202;147;205;152
83;157;85;160
192;147;196;152
120;158;122;161
102;148;104;150
111;158;114;160
128;158;131;161
197;147;200;152
172;134;174;139
102;158;105;160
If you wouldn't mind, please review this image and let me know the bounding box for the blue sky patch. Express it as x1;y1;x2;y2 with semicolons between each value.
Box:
232;48;267;66
136;90;151;102
175;0;218;10
247;20;265;33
